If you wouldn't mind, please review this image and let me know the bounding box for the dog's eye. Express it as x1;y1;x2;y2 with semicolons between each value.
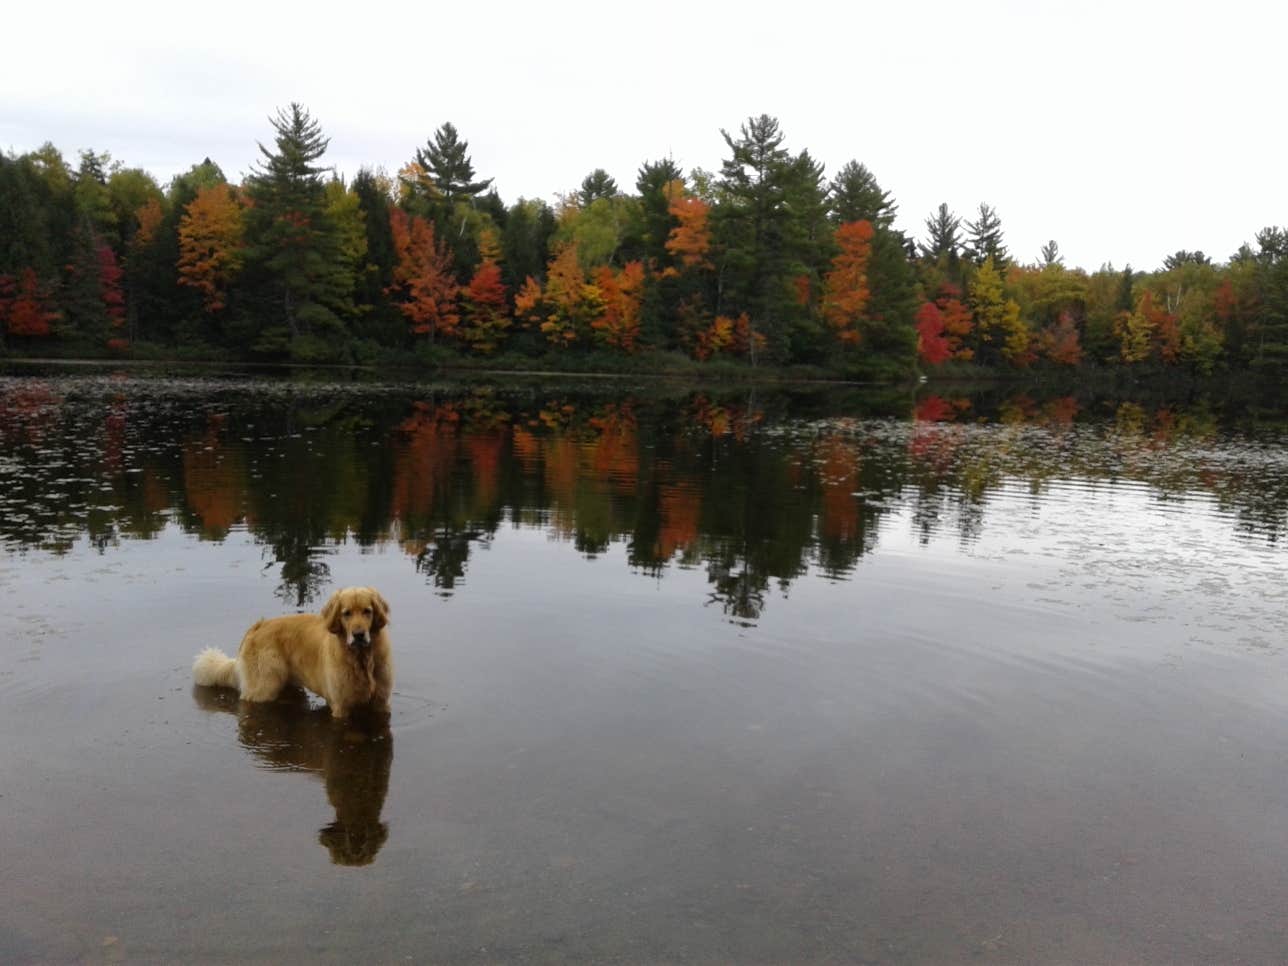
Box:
363;608;373;616
342;609;351;617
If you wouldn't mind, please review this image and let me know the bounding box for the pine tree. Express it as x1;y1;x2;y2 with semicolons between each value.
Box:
920;203;961;261
965;203;1008;269
715;114;814;362
578;169;618;208
414;122;493;205
829;161;897;229
243;103;353;358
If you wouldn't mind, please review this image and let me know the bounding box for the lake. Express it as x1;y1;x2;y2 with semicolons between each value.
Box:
3;367;1288;963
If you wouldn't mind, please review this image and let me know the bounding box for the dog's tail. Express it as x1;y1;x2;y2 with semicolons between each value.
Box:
192;647;240;690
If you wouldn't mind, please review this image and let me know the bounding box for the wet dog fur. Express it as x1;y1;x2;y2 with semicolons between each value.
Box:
193;586;392;719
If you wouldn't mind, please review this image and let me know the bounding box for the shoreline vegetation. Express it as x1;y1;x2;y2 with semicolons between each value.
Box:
2;104;1285;387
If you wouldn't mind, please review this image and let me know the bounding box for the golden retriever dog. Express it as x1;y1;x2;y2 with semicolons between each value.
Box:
193;586;392;719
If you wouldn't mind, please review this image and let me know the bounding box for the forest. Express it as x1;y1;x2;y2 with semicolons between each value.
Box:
2;104;1286;381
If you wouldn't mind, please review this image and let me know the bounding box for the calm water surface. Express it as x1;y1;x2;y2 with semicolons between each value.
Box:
3;369;1288;963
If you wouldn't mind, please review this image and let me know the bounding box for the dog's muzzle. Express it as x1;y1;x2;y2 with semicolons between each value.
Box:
350;632;370;649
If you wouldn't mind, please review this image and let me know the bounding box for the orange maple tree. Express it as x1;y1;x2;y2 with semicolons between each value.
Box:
591;261;645;352
1039;311;1083;366
821;220;875;344
388;207;460;340
459;259;509;353
133;198;164;250
664;185;713;274
539;242;602;346
177;183;244;313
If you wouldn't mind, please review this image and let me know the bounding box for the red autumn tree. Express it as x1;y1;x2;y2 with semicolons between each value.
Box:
915;301;953;365
0;268;59;338
460;259;509;353
821;219;875;345
935;283;975;360
388;207;460;341
97;243;127;346
1040;310;1084;366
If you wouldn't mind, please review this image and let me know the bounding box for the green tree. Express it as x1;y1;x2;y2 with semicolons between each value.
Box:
73;149;118;242
414;122;493;205
1250;227;1288;373
351;168;400;343
243;103;354;359
965;203;1008;270
714;114;829;362
501;197;556;291
578;168;619;208
828;160;897;229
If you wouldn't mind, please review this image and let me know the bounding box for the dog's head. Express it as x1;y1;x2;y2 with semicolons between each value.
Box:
322;586;390;650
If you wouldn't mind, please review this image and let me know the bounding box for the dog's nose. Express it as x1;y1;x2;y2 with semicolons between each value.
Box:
351;631;369;646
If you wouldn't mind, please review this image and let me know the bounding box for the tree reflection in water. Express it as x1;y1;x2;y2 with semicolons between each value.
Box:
4;377;1288;621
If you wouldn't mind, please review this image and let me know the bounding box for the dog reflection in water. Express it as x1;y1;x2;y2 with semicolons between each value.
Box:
193;685;393;866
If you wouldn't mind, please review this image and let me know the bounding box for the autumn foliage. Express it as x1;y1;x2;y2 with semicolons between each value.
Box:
388;207;460;339
591;261;644;352
821;220;875;344
97;243;126;335
177;183;244;313
460;259;509;353
915;301;952;365
0;269;60;338
664;185;713;273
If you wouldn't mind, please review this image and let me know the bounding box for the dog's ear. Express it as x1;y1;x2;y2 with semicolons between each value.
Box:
321;590;345;636
367;588;390;632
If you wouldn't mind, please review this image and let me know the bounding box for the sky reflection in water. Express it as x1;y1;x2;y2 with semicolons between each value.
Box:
3;371;1288;962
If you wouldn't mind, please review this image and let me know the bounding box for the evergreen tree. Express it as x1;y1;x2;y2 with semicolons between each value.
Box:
635;158;684;265
414;122;493;205
243;103;353;359
1251;227;1288;373
351;168;399;342
828;160;897;229
964;203;1008;269
501;197;557;292
714;114;816;362
73;150;118;243
862;225;920;369
920;203;961;261
578;169;618;208
1040;239;1062;266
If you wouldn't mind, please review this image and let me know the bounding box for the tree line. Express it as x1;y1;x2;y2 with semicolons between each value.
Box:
2;104;1286;379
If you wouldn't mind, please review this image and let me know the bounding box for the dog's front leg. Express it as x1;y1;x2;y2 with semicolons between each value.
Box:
371;662;392;713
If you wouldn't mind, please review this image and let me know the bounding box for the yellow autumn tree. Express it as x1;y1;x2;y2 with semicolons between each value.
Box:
970;256;1031;365
540;242;604;346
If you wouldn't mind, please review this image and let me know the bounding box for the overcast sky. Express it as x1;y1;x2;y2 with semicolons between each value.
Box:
4;0;1284;272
